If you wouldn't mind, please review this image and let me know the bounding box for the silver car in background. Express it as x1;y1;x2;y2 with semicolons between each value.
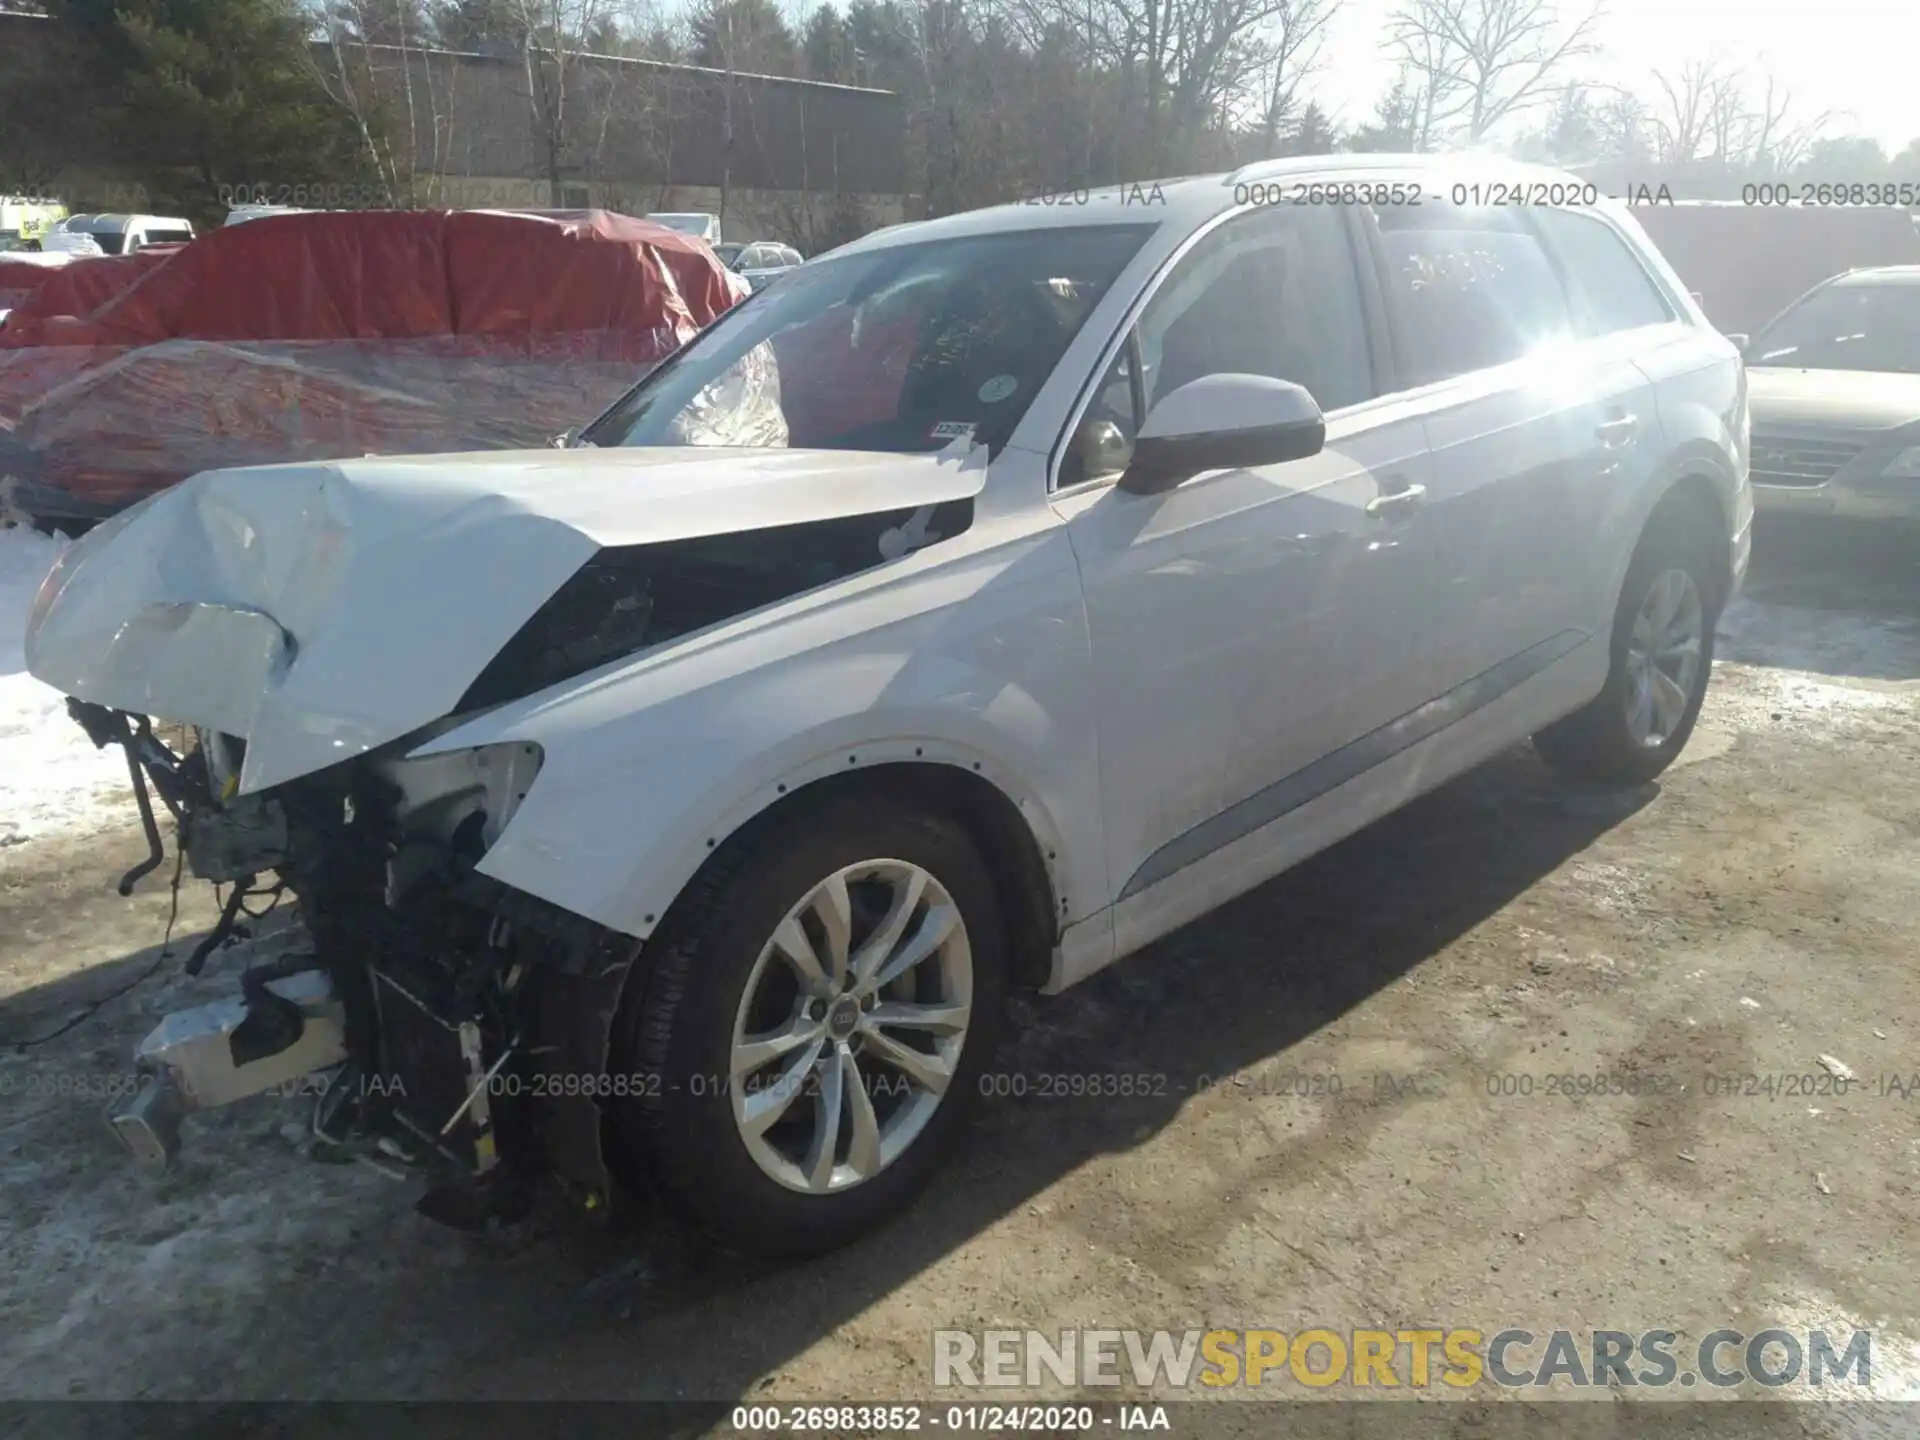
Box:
733;241;804;292
1740;266;1920;521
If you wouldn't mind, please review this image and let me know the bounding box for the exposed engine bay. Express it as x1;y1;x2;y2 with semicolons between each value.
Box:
59;482;978;1228
76;690;645;1225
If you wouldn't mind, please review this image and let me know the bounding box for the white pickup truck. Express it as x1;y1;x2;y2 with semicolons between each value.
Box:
644;211;723;243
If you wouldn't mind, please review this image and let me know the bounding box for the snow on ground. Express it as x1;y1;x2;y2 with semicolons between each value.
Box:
0;523;132;847
1711;593;1920;738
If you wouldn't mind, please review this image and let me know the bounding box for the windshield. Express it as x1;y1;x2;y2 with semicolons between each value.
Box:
713;242;745;267
582;223;1153;455
1749;281;1920;374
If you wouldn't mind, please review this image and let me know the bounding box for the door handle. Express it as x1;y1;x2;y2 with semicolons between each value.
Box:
1365;483;1427;518
1596;413;1639;445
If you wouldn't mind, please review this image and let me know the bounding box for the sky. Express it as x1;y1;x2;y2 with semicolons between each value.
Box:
1308;0;1918;154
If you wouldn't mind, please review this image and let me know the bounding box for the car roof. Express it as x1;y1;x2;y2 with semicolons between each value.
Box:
831;155;1596;258
64;213;192;231
1832;266;1920;287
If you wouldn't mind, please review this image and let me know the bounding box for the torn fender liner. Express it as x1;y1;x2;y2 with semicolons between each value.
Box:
24;443;988;794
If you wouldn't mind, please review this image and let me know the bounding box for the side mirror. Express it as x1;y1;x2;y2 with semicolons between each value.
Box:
1120;374;1326;495
1724;332;1750;354
550;426;578;449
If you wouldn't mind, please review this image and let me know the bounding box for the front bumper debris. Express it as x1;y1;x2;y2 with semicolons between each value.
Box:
67;696;635;1222
108;968;349;1165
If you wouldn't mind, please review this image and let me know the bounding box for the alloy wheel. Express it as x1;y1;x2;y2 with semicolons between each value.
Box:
728;859;973;1194
1624;567;1704;748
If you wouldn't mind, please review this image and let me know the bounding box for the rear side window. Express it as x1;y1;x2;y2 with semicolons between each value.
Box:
1532;208;1672;335
1372;202;1573;386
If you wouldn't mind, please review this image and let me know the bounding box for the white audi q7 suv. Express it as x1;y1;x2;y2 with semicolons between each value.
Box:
24;156;1752;1257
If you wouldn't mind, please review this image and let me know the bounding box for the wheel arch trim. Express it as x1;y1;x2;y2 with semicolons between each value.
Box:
1606;460;1738;627
479;731;1072;981
661;751;1069;993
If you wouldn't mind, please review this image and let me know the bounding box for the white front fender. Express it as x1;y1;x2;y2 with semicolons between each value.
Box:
416;523;1109;943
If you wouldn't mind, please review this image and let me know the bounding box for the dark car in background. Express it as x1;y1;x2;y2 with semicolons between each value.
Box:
1740;266;1920;522
712;240;804;292
1633;201;1920;338
733;241;803;291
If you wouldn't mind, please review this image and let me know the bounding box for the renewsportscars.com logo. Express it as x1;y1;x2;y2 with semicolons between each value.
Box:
931;1328;1873;1391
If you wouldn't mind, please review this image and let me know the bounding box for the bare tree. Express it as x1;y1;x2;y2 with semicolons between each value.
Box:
503;0;639;203
306;10;407;205
1739;70;1832;174
1647;54;1740;165
1010;0;1293;174
1649;55;1832;172
1590;85;1648;163
568;46;665;212
312;0;516;209
1383;0;1603;145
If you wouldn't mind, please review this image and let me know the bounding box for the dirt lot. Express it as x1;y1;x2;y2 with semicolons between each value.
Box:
2;521;1917;1427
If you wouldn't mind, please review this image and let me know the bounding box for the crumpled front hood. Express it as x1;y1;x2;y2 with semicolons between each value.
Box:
25;443;986;794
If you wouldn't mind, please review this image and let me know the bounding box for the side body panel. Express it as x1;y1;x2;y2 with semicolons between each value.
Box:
1054;399;1437;911
1072;201;1745;983
1545;202;1750;616
1102;632;1595;969
1632;327;1751;598
1412;351;1613;688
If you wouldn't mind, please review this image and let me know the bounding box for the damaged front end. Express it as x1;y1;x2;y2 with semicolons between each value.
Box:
26;442;989;1225
81;699;638;1226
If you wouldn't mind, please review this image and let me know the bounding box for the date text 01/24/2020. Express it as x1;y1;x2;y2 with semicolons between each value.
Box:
728;1404;1171;1433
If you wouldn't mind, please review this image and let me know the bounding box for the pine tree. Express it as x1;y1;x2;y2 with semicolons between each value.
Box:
801;4;853;84
53;0;371;223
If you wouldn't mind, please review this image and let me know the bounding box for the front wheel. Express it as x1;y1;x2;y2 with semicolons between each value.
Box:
607;792;1007;1258
1535;520;1720;784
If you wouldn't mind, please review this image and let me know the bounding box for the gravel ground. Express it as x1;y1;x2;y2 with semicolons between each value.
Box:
2;519;1917;1429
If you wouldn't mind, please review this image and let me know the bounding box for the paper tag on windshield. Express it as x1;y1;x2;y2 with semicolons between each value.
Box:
929;421;976;442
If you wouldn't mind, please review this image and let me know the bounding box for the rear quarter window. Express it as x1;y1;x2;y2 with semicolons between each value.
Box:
1532;208;1673;336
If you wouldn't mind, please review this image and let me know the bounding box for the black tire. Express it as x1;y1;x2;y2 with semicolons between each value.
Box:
1534;510;1722;785
606;789;1008;1259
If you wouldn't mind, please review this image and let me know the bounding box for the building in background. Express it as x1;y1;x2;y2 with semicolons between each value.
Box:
0;13;907;254
313;41;908;252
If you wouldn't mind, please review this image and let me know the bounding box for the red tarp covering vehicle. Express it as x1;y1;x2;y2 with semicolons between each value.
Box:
0;254;79;315
0;209;745;520
0;249;178;329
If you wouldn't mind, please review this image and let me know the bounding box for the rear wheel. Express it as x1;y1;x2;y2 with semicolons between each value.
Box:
607;792;1007;1258
1535;517;1720;784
